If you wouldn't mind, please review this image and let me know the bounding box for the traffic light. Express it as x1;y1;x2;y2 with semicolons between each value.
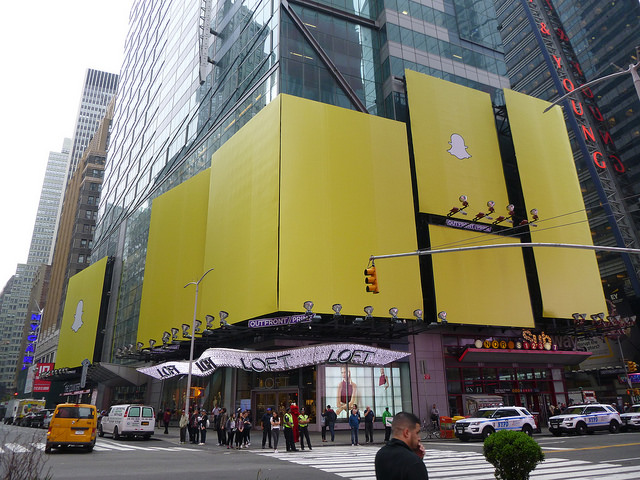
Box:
364;265;379;294
626;361;638;373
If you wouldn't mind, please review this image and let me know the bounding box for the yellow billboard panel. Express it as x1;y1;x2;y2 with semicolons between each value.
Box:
137;170;211;345
200;99;280;324
504;89;606;318
429;225;534;327
279;94;422;318
56;257;109;368
405;70;509;221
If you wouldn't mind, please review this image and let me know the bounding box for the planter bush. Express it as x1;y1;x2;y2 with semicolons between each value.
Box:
483;430;545;480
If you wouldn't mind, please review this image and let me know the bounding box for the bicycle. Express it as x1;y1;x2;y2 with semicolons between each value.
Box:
421;418;440;440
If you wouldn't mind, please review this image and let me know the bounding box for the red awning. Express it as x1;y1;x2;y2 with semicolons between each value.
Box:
457;348;592;365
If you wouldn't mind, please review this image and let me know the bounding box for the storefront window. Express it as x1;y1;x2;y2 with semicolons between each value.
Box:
446;368;462;394
463;368;482;394
323;363;408;421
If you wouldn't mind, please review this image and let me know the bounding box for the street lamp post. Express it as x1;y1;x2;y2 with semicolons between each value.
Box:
183;268;214;417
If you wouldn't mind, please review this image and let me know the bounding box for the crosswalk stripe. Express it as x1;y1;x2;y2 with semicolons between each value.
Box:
254;445;639;479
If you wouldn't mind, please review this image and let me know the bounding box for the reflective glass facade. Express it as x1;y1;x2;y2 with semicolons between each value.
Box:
94;0;509;360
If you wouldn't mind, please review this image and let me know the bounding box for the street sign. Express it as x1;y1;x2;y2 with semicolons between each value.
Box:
80;359;90;388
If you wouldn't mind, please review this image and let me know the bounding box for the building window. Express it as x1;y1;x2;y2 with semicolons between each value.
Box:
78;255;85;263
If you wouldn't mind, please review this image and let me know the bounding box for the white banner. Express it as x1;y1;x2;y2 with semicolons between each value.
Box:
137;343;410;380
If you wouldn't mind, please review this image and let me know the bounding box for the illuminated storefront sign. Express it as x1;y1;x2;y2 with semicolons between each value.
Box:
137;343;410;380
248;315;311;328
22;314;41;369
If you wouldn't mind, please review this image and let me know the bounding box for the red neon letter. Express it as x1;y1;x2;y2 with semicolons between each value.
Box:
610;155;625;173
589;106;604;121
563;78;575;92
571;100;583;116
599;130;614;146
583;87;594;98
571;61;583;76
540;23;550;35
552;55;562;69
582;125;596;142
593;151;606;169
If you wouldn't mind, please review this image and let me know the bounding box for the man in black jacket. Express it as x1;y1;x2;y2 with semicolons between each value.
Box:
374;411;428;480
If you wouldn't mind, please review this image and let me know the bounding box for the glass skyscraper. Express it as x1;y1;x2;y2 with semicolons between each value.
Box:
94;0;509;358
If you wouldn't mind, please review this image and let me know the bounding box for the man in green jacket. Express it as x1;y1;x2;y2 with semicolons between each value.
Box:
382;407;392;443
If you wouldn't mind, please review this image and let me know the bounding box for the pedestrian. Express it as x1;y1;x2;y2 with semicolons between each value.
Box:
298;407;312;450
375;411;428;480
349;406;360;446
163;408;171;434
261;408;272;449
226;413;236;449
271;410;281;453
244;409;253;447
218;407;228;445
430;403;439;429
325;404;337;442
290;403;300;443
179;410;188;444
189;408;200;444
382;407;392;443
320;407;327;442
364;406;375;443
199;409;208;445
283;406;297;452
236;411;245;449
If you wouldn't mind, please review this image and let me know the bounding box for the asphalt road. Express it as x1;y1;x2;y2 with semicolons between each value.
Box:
2;423;640;479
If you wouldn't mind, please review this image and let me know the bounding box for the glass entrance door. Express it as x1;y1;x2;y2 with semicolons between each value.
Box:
252;389;299;429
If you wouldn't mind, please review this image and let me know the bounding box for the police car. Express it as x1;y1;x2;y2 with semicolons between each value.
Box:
454;407;536;442
548;404;621;436
620;404;640;431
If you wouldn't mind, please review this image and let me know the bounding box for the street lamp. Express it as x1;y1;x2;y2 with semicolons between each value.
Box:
183;268;214;417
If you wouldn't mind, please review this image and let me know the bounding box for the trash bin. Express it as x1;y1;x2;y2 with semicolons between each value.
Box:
439;416;454;439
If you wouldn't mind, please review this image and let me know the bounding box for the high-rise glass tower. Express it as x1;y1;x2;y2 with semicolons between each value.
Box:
495;0;640;309
93;0;509;355
65;69;119;183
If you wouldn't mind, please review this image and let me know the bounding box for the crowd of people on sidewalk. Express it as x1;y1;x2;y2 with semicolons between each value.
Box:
159;402;429;479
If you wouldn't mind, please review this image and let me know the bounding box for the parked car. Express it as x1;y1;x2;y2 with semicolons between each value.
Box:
19;412;38;427
32;409;54;429
43;409;54;429
454;406;537;441
548;403;621;436
620;404;640;431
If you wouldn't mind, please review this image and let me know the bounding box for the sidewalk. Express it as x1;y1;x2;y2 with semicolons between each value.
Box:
152;424;456;449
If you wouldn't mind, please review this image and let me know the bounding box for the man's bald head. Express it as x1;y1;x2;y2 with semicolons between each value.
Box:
391;412;420;436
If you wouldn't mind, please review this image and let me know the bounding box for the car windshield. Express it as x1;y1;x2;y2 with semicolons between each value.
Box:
629;406;640;413
564;407;585;415
476;409;498;418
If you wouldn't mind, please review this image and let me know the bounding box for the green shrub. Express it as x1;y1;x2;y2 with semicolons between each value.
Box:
483;430;545;480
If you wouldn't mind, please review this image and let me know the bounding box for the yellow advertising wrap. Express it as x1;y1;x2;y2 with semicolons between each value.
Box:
200;100;280;323
405;70;509;220
429;225;534;327
504;89;606;318
56;256;109;368
278;95;422;317
137;170;211;344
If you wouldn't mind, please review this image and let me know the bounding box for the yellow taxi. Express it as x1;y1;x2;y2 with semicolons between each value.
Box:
45;403;97;453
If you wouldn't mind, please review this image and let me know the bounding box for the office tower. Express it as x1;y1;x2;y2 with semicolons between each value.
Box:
35;99;113;369
0;138;72;393
93;0;510;355
495;0;640;309
65;69;118;183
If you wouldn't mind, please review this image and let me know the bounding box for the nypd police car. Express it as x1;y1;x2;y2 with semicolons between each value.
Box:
548;404;621;436
454;407;536;442
620;404;640;431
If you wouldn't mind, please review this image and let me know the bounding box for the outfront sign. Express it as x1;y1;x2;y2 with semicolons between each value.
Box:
137;343;410;380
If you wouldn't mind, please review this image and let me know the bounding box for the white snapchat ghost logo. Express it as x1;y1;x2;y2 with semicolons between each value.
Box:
71;300;84;332
447;133;471;159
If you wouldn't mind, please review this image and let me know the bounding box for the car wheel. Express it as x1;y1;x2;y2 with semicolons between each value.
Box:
86;444;94;452
482;427;494;439
576;422;587;435
113;426;120;440
609;421;620;433
44;444;51;454
550;430;562;437
458;436;470;442
522;424;533;436
143;435;150;440
98;424;104;437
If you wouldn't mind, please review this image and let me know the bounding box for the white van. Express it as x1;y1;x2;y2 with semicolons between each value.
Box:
98;404;155;440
